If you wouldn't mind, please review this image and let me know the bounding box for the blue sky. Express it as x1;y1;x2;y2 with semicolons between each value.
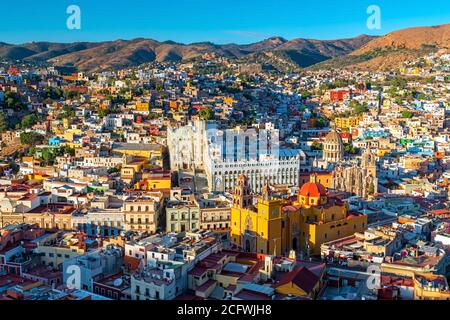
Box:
1;0;449;44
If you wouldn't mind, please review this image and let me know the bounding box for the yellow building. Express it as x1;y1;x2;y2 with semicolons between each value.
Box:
135;171;172;191
63;118;69;129
60;141;82;149
37;235;86;269
334;116;362;130
112;143;163;164
376;148;391;157
413;274;450;300
230;175;367;256
223;96;237;106
61;129;82;143
135;101;150;112
120;157;147;183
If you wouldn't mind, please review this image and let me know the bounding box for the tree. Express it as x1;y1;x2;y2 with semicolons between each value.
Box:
417;93;427;100
401;110;413;118
59;146;75;156
97;107;110;118
300;91;313;100
7;161;19;174
198;107;215;121
349;100;369;115
4;92;24;110
0;113;8;133
344;143;359;154
315;117;326;128
386;76;407;89
43;87;63;100
21;114;38;129
311;141;323;151
40;148;56;166
57;105;75;120
368;182;375;195
63;90;81;100
20;132;44;146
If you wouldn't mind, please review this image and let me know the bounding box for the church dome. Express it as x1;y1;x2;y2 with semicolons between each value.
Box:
297;174;328;207
322;129;344;163
324;130;343;144
299;181;327;198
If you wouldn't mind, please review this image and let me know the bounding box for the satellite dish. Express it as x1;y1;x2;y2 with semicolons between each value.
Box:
113;278;123;287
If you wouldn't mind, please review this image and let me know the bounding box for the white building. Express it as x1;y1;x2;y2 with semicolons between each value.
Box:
168;120;304;193
203;125;304;192
131;266;177;300
62;245;123;292
103;115;123;130
167;119;205;171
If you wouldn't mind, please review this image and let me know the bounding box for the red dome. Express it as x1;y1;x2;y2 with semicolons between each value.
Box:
299;181;327;198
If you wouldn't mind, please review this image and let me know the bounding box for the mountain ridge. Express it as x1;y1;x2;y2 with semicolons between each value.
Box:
0;35;377;72
1;23;448;72
309;23;450;71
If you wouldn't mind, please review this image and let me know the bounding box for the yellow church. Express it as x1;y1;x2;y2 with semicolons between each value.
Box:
230;174;367;256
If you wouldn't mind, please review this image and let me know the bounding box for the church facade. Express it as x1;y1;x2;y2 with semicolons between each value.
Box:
230;174;368;256
333;147;378;198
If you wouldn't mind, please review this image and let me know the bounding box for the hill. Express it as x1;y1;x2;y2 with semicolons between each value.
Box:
309;23;450;71
0;35;376;72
